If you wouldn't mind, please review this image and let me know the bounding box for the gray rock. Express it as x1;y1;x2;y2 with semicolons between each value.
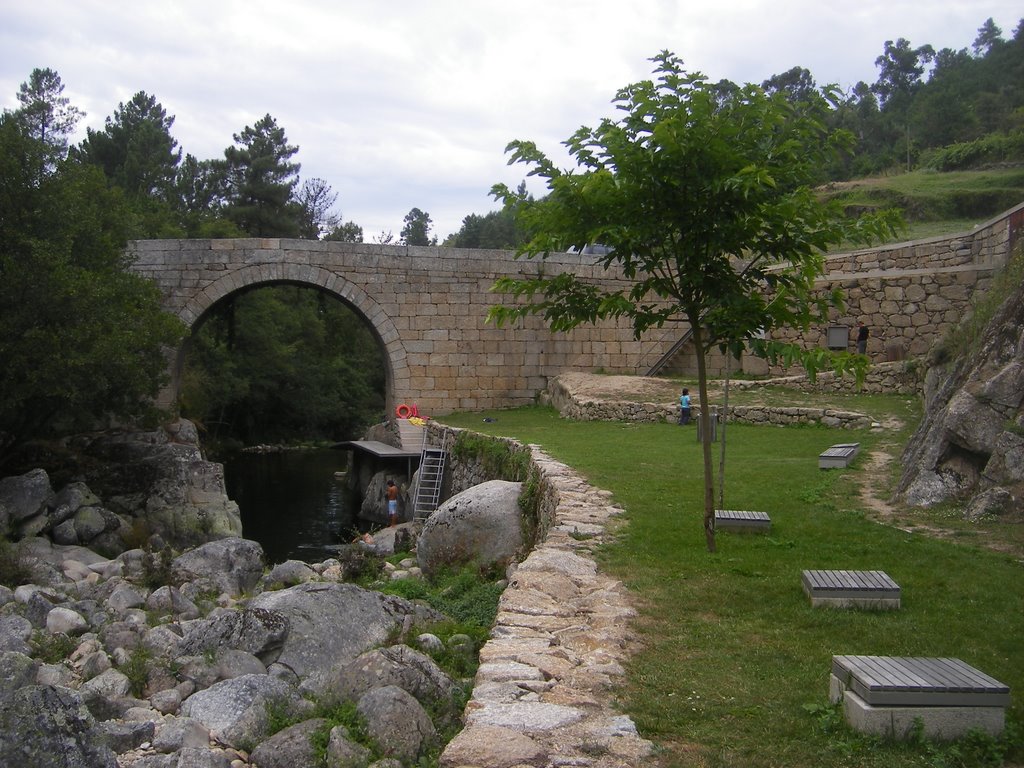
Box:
97;718;156;753
79;649;112;680
108;582;149;612
0;685;117;768
0;650;40;696
0;615;32;654
264;559;317;588
965;487;1017;519
357;685;436;763
180;673;307;748
249;583;445;685
48;481;101;525
179;607;289;663
72;506;111;542
79;667;134;718
37;660;78;688
153;715;210;752
898;276;1024;508
51;518;79;545
171;747;232;768
417;480;524;577
249;717;328;768
439;724;546;768
327;724;373;767
147;585;201;620
142;623;184;657
46;606;88;635
311;644;463;726
0;468;52;527
217;648;267;679
173;538;265;597
150;686;182;714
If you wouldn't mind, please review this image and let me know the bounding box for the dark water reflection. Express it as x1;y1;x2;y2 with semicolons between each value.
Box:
223;449;359;564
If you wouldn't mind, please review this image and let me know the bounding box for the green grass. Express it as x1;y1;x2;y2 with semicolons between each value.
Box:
440;405;1024;768
822;167;1024;245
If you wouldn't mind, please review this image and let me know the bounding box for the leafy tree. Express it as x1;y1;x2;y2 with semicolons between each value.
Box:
445;183;530;249
295;177;340;239
973;18;1004;56
172;153;239;237
487;52;896;552
762;66;818;105
73;92;181;199
0;114;185;461
12;67;83;176
400;207;435;246
873;38;936;170
221;114;301;237
72;91;184;237
324;221;364;242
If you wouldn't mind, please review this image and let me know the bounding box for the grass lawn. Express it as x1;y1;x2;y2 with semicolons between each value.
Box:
440;403;1024;768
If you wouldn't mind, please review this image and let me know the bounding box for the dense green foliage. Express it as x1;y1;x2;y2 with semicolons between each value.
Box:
441;405;1024;768
0;110;186;461
180;285;386;445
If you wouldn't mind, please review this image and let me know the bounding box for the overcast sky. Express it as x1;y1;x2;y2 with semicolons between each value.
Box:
1;1;1020;241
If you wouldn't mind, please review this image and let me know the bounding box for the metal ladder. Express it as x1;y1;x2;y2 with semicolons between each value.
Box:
412;428;448;521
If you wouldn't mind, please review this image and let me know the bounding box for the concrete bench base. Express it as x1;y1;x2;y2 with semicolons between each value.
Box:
802;569;900;609
831;676;1006;740
714;509;771;533
819;443;860;469
829;656;1010;740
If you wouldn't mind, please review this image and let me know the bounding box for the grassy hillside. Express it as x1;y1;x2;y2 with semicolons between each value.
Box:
822;167;1024;242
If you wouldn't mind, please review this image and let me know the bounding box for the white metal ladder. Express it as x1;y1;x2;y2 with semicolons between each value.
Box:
412;428;448;521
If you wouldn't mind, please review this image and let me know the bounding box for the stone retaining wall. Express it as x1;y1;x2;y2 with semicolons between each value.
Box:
423;422;654;767
542;370;920;429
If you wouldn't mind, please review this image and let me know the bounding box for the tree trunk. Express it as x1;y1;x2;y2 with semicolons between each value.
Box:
691;323;716;553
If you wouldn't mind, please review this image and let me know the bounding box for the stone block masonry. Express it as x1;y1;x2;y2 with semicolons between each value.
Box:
129;240;678;416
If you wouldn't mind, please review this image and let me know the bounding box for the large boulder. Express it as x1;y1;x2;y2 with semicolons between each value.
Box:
357;685;437;763
179;607;289;664
0;685;118;768
180;673;308;749
417;480;524;577
172;537;265;597
0;468;52;531
898;276;1024;513
248;583;445;685
78;419;243;550
308;643;464;724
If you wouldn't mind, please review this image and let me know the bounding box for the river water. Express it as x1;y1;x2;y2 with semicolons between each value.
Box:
222;448;360;564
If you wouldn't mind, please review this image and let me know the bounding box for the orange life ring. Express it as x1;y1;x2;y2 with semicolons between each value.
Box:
395;403;413;419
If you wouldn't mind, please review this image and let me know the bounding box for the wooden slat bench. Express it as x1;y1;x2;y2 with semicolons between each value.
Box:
714;509;771;533
830;655;1010;739
819;442;860;469
802;569;900;609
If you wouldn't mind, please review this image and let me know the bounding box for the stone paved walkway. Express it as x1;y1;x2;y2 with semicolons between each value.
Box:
439;447;653;768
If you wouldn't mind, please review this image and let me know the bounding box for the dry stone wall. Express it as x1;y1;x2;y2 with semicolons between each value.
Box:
765;205;1021;367
422;423;654;767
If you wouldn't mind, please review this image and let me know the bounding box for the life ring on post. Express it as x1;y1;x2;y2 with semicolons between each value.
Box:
395;403;417;419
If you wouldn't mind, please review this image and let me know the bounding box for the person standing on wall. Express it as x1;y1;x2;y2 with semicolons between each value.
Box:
679;388;691;425
856;321;869;355
385;479;399;527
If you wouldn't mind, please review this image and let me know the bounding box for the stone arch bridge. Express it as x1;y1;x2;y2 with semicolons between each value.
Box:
130;202;1022;415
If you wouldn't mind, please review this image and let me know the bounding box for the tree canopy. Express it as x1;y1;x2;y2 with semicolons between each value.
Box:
488;51;898;551
0;113;185;462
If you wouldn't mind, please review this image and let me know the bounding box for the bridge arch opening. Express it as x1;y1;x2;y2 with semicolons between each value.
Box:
171;266;404;445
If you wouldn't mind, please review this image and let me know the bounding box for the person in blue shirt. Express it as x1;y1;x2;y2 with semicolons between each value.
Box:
679;388;691;425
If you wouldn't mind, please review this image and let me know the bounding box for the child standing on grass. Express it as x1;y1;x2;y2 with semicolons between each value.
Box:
679;388;691;425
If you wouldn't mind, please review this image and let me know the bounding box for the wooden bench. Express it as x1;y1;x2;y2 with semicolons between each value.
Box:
819;442;860;469
802;569;900;609
714;509;771;533
830;655;1010;739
